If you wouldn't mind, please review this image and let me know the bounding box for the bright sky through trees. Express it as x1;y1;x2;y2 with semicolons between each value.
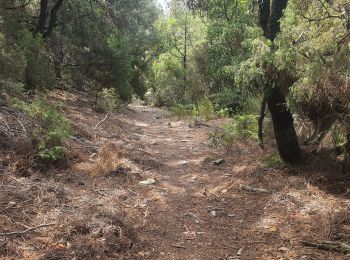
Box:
157;0;167;11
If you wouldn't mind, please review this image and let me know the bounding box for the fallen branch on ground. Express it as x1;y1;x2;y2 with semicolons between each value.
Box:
93;112;110;137
239;185;269;193
0;223;56;237
300;240;350;253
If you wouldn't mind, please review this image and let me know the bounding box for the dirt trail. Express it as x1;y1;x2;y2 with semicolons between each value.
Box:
1;91;350;259
103;105;348;259
117;105;261;259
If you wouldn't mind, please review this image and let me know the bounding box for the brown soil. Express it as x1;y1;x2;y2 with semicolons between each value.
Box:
1;90;350;259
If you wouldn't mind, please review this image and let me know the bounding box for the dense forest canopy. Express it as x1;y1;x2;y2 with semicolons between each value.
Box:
0;0;349;164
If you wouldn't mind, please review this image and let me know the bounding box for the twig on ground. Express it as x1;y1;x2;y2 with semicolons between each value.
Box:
300;240;350;253
93;112;110;137
0;223;56;237
172;244;187;249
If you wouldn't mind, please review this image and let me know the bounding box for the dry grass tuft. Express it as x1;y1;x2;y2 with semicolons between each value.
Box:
89;143;123;176
75;142;124;176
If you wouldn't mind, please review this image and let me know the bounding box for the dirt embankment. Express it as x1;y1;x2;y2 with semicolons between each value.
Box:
1;90;350;259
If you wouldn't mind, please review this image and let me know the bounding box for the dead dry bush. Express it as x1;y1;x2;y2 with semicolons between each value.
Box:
75;142;124;176
0;106;34;152
329;209;350;242
42;211;139;260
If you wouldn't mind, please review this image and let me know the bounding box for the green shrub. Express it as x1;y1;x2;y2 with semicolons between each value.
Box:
261;153;282;167
209;114;258;148
12;97;72;162
216;108;230;118
1;80;25;96
192;96;215;121
330;122;347;147
96;88;122;112
131;94;145;106
171;104;193;117
17;30;56;89
215;87;248;114
0;47;26;81
151;53;185;106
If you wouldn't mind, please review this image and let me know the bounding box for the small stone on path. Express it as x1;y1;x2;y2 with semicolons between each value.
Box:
178;160;189;166
213;159;225;165
139;178;156;185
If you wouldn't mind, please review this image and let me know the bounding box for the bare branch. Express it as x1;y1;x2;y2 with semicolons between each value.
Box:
0;223;56;237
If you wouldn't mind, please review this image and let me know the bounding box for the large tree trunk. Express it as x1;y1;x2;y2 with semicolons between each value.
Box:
266;86;301;163
259;0;302;164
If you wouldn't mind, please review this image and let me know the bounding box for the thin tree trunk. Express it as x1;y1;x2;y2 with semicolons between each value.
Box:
258;97;267;148
35;0;49;36
343;133;350;174
44;0;64;38
183;12;188;100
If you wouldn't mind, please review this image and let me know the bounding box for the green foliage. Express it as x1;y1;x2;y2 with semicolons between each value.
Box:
192;96;215;121
150;5;207;106
12;97;72;162
55;0;161;101
214;87;250;114
0;21;55;89
171;104;193;117
261;153;282;167
209;114;258;148
0;38;26;81
320;122;348;148
1;0;162;101
17;30;55;89
1;80;25;96
278;0;350;141
151;53;185;106
216;108;230;118
171;96;222;121
96;88;122;113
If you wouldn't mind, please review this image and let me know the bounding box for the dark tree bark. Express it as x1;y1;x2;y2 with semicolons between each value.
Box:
344;133;350;174
266;0;288;41
258;0;270;37
44;0;64;38
35;0;49;36
34;0;64;38
266;85;301;163
258;97;267;148
259;0;302;164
